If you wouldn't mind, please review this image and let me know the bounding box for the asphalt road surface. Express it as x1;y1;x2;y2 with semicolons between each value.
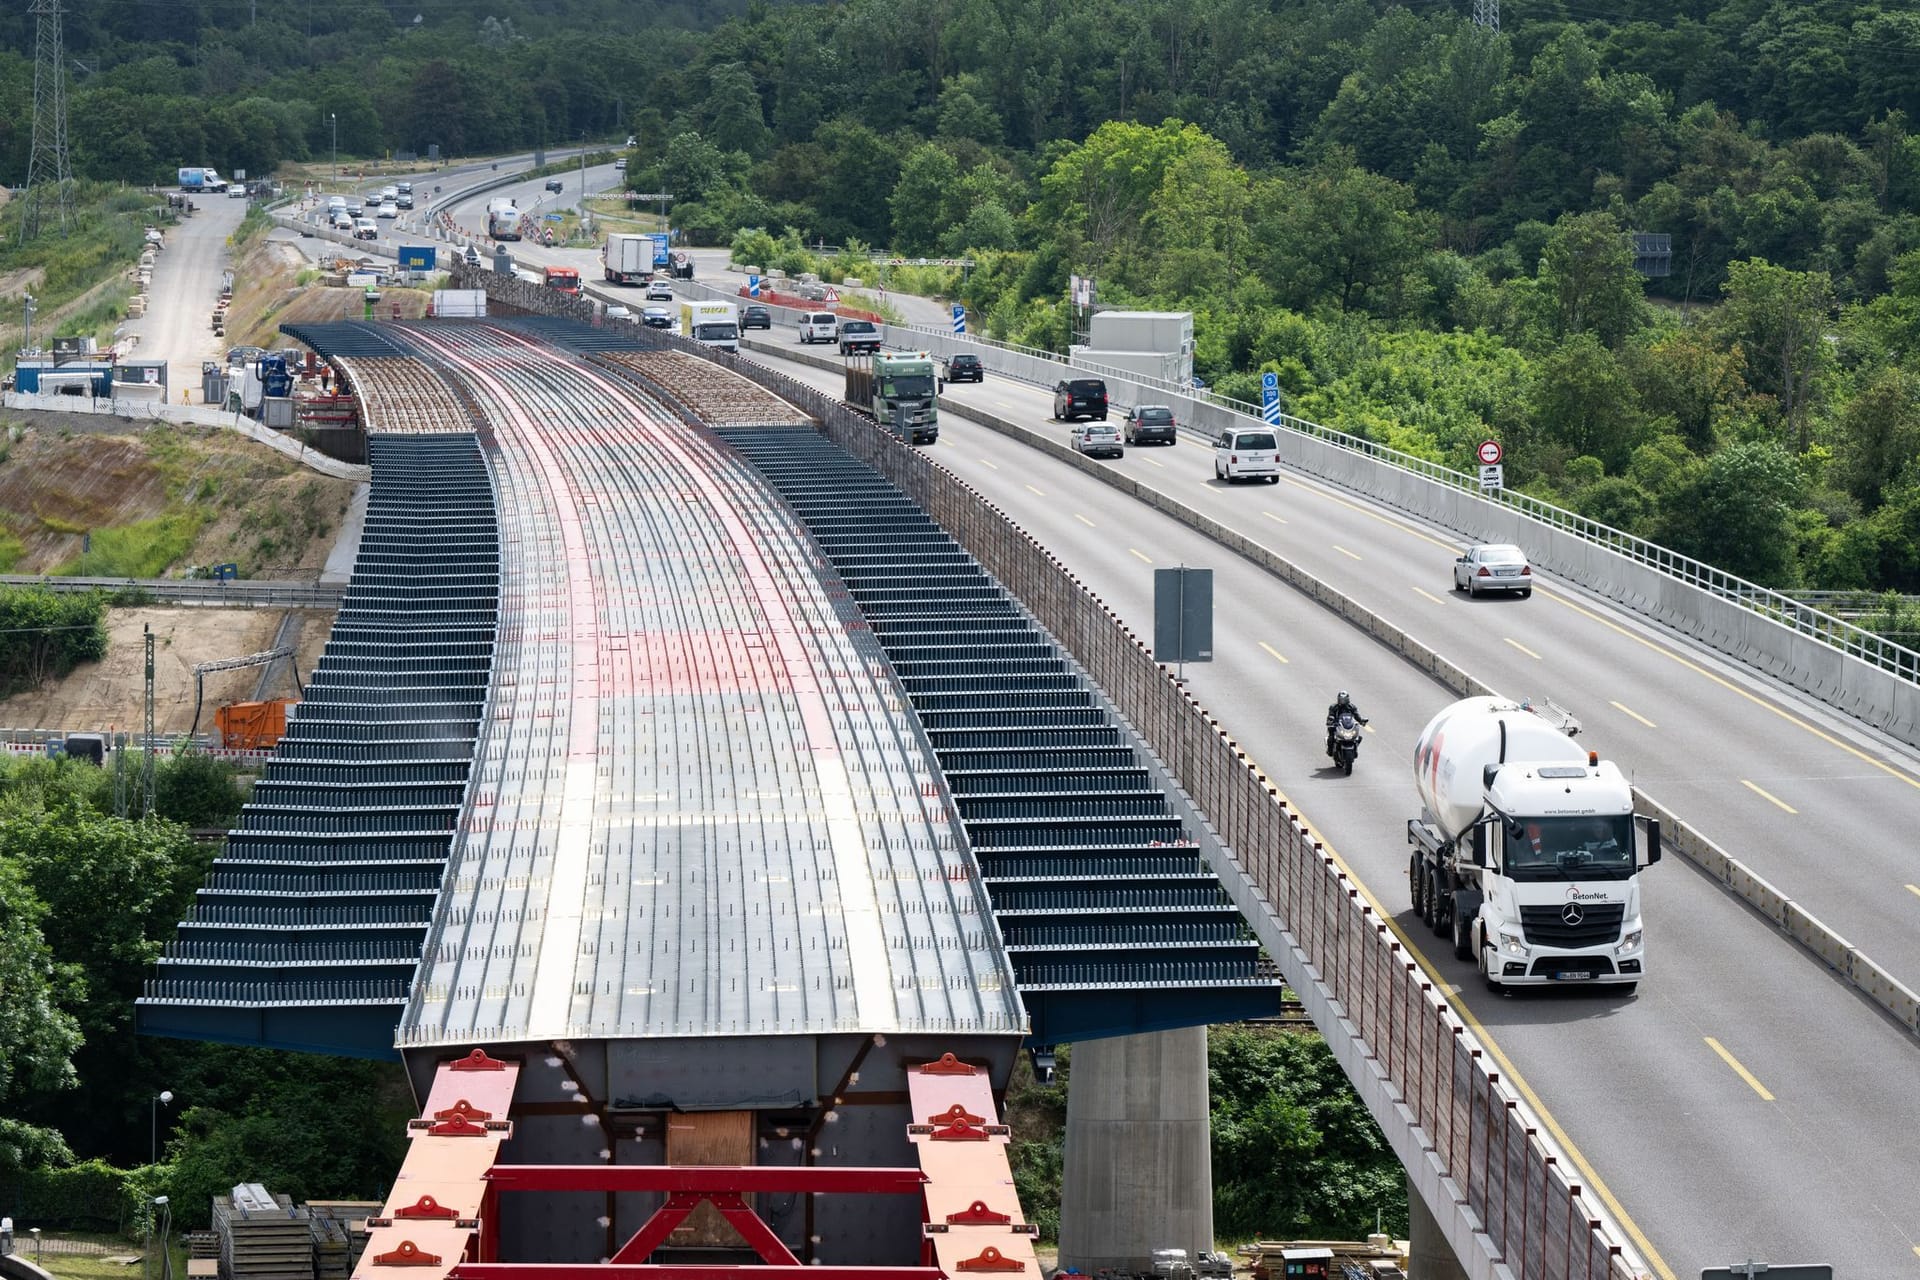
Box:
123;191;248;391
730;339;1920;1280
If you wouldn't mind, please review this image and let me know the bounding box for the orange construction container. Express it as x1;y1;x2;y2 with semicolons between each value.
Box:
215;699;294;750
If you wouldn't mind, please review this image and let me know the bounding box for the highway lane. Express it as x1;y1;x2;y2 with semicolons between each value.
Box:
735;340;1920;1002
724;340;1920;1278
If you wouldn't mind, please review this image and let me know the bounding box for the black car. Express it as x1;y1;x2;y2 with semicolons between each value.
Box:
942;353;984;383
1053;377;1108;422
1123;403;1178;445
741;304;773;330
544;179;563;193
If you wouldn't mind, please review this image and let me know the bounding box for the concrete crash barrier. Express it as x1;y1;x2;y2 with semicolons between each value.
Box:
872;314;1920;749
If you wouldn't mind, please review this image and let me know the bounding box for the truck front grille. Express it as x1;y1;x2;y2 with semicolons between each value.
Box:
1520;902;1624;948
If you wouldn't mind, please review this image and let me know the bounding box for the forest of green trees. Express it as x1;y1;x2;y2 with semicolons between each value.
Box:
5;0;1919;592
5;0;1919;1237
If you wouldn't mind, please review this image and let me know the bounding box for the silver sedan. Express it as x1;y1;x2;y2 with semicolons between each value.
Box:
1452;543;1533;597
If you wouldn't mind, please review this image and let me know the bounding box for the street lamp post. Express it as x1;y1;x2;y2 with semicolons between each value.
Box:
153;1197;172;1280
145;1092;172;1280
151;1089;173;1168
22;294;36;355
330;113;338;182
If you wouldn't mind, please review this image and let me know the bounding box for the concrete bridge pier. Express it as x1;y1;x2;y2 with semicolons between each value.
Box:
1406;1175;1471;1280
1057;1027;1213;1272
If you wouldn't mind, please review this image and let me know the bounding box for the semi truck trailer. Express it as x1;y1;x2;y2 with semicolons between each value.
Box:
1406;696;1660;993
603;233;652;285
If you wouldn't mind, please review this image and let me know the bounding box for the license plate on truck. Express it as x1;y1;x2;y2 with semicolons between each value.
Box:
1551;971;1594;981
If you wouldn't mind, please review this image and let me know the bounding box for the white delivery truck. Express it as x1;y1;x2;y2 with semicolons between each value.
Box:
679;300;739;352
602;233;652;285
1406;696;1660;993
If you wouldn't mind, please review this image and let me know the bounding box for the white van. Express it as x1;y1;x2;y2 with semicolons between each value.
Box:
1213;427;1281;484
798;311;839;344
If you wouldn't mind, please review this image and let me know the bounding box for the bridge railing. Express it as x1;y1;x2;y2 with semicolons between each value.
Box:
717;351;1641;1280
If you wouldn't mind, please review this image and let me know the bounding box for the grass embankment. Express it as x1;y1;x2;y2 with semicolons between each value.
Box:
0;183;170;375
20;1232;190;1280
0;424;356;578
584;197;665;235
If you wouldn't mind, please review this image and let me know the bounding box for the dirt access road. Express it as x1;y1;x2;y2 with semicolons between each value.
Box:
123;192;247;393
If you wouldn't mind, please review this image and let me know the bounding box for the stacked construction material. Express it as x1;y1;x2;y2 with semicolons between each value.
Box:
306;1203;380;1280
212;1185;313;1280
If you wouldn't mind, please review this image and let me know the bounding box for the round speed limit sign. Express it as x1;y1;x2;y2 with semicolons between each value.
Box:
1476;439;1504;466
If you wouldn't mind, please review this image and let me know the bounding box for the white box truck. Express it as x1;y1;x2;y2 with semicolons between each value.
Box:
1406;697;1660;993
602;233;652;285
679;300;739;352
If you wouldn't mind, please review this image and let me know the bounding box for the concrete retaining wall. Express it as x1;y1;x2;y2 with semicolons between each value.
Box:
1;391;371;481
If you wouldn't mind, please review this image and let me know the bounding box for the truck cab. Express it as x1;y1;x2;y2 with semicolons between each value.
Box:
1408;697;1660;993
543;266;582;296
846;351;939;445
680;301;739;351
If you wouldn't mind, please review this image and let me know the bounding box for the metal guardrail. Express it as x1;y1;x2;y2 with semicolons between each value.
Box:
707;346;1639;1280
895;313;1920;696
0;575;345;608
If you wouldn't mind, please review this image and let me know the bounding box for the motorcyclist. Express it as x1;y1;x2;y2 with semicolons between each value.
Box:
1325;690;1368;757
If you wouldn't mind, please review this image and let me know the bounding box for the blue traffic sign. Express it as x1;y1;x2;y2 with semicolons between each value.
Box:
952;304;967;335
1261;371;1279;390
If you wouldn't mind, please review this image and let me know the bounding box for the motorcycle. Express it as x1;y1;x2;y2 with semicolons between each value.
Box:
1328;710;1362;775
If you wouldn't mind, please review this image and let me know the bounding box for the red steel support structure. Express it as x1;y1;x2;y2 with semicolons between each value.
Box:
357;1051;1035;1280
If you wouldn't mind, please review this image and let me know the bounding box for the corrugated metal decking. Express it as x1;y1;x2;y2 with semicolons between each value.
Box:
718;428;1282;1044
383;321;1024;1046
137;433;499;1056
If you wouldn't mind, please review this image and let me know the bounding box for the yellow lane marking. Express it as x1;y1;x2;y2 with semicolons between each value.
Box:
1610;700;1657;729
1277;803;1676;1280
979;458;999;470
1741;779;1798;814
1074;513;1096;528
1505;637;1542;660
1411;586;1446;605
1259;642;1289;664
1024;484;1045;496
1704;1038;1776;1101
1262;510;1288;524
1129;548;1154;564
1906;884;1920;900
1334;545;1362;561
1542;589;1920;794
1142;457;1166;469
940;439;958;449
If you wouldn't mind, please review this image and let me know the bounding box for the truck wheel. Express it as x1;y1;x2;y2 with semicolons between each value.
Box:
1451;897;1473;961
1409;857;1425;919
1429;877;1450;938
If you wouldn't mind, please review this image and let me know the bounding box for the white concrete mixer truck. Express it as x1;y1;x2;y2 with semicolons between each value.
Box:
1407;696;1661;993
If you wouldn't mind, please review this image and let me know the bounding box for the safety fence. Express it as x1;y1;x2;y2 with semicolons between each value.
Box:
715;350;1639;1280
0;575;345;608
